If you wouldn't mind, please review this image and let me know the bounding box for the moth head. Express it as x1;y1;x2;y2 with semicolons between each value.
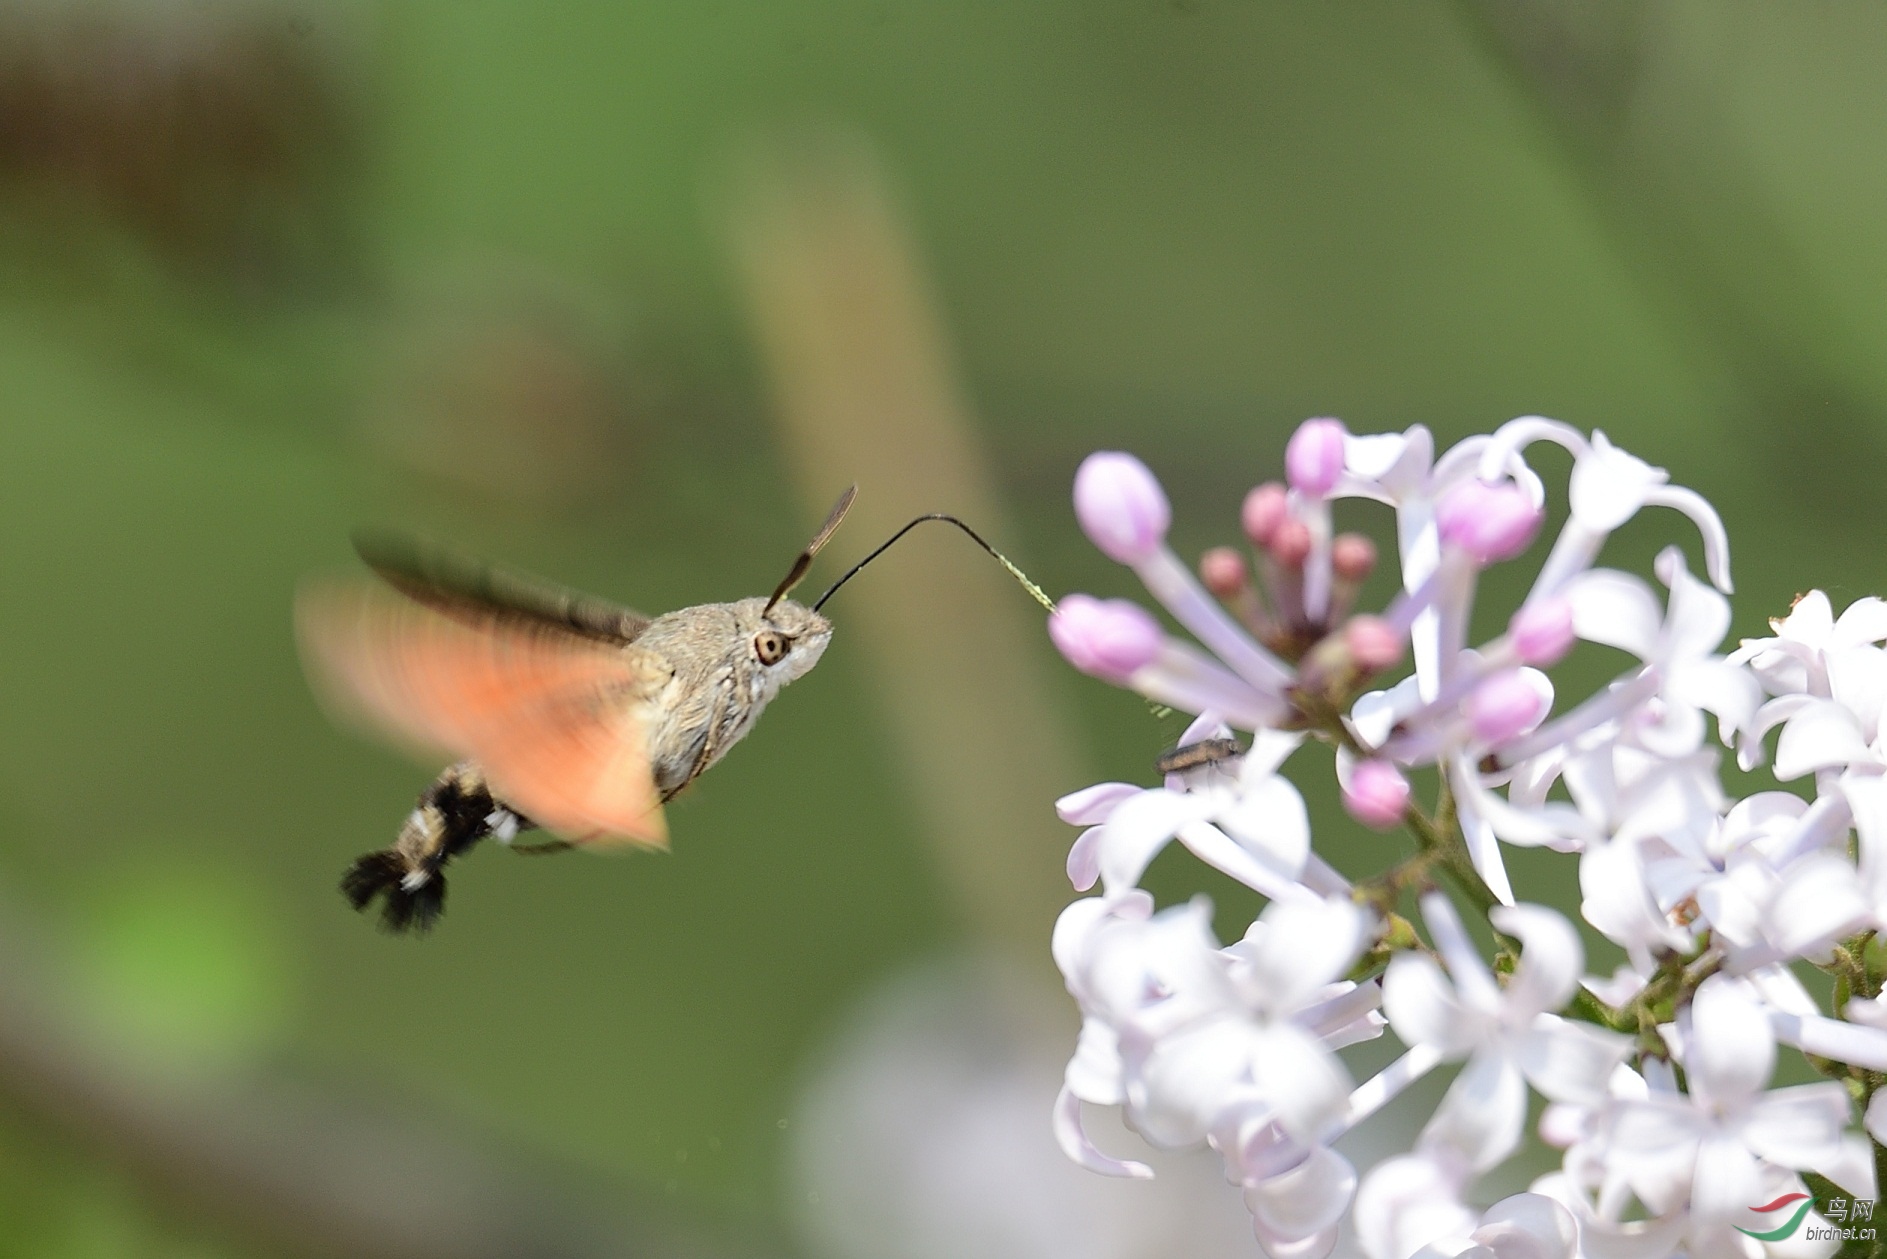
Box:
737;597;831;684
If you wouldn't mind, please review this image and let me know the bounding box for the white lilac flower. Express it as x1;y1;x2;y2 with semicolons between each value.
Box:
1057;714;1319;904
1649;792;1869;970
1594;977;1852;1257
1354;1154;1580;1259
1558;549;1759;757
1734;590;1887;699
1053;892;1378;1162
1474;422;1731;603
1384;895;1630;1172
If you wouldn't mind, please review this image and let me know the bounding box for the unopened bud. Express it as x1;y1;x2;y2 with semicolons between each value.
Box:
1285;418;1347;497
1199;547;1248;599
1049;595;1163;683
1344;760;1410;830
1075;452;1171;565
1242;482;1288;547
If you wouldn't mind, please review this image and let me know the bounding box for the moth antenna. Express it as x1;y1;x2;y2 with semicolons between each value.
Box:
765;484;858;614
813;514;1056;614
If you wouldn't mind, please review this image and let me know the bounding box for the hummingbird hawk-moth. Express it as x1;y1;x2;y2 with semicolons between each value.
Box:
296;487;858;933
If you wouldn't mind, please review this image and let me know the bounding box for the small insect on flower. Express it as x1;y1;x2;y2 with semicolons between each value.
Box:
1153;737;1242;775
296;487;858;933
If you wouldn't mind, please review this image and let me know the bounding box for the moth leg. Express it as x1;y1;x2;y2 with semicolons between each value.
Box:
340;761;532;933
511;838;575;856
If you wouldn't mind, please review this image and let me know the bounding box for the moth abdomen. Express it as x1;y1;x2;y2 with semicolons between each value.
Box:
341;762;532;934
341;849;447;933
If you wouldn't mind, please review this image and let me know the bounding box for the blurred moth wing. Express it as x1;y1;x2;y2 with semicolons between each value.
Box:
296;482;857;910
296;577;673;848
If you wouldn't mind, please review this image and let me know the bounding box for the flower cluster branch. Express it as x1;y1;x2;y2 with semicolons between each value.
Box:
1046;419;1887;1259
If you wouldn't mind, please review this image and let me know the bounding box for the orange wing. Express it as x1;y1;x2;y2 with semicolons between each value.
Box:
296;580;672;849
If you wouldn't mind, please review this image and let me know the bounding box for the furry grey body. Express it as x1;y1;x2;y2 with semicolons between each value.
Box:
621;595;832;800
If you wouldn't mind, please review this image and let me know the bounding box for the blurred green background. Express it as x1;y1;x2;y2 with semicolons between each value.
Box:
1;2;1885;1256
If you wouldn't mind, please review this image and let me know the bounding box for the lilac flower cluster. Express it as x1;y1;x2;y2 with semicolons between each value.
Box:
1048;418;1887;1259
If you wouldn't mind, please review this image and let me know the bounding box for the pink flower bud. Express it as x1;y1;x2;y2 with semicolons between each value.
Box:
1199;546;1248;599
1465;669;1549;745
1241;482;1288;546
1075;452;1171;564
1436;481;1542;564
1510;598;1575;667
1343;615;1404;672
1049;595;1163;683
1270;517;1312;568
1332;532;1377;581
1344;760;1409;830
1285;418;1347;496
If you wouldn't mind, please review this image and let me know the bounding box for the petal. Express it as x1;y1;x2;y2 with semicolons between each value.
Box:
1471;1193;1581;1259
1783;590;1837;642
1066;826;1103;891
1809;1133;1877;1202
1421;890;1501;1011
1354;1153;1476;1259
1774;700;1872;780
1829;645;1887;740
1767;853;1868;957
1516;1015;1631;1107
1489;904;1583;1016
1255;1021;1354;1142
1606;1096;1704;1168
1741;1081;1851;1169
1667;659;1762;742
1687;976;1775;1112
1096;788;1208;892
1353;675;1424;748
1834;596;1887;648
1690;1135;1760;1227
1242;896;1369;1010
1842;772;1887;892
1176;709;1232;747
1215;774;1312;875
1569;433;1665;532
1566;569;1664;660
1642;484;1732;594
1245;1145;1358;1241
1580;838;1688;955
1655;546;1730;660
1420;1050;1529;1171
1383;958;1481;1058
1176;821;1310;902
1052;895;1134;985
1346;427;1430;489
1456;786;1515;906
1065;1017;1125;1103
1052;1084;1152;1179
1055;781;1144;826
1081;898;1230;1029
1744;693;1817;766
1254;1225;1343;1259
1133;1018;1264;1146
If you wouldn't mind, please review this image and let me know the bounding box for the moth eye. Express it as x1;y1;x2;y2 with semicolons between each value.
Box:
754;630;790;665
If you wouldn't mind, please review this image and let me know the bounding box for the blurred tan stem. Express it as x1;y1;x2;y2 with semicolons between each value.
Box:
725;133;1085;974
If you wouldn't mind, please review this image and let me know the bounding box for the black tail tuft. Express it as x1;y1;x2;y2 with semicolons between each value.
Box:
340;850;446;934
